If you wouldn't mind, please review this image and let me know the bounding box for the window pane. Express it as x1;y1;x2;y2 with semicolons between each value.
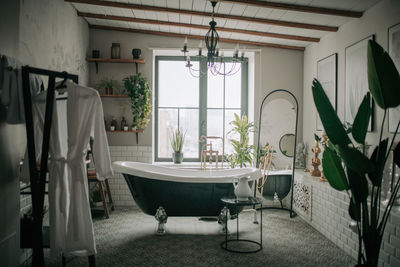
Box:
207;70;224;108
158;109;178;158
206;109;224;153
179;109;199;158
158;61;199;108
225;109;241;154
225;63;242;109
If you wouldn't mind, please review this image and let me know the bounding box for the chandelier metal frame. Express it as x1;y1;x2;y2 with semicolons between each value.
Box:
181;1;247;77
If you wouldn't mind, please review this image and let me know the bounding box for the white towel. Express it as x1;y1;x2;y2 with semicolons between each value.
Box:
0;55;42;124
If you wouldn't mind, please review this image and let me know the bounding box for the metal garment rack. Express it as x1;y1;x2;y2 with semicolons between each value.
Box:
255;89;299;218
21;66;95;267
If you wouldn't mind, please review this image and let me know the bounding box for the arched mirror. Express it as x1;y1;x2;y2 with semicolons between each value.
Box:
279;133;295;157
256;89;298;217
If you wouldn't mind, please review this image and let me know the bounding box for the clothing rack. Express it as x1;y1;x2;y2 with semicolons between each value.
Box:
21;66;95;267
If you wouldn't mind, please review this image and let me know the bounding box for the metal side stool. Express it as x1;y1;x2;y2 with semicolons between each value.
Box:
220;196;263;253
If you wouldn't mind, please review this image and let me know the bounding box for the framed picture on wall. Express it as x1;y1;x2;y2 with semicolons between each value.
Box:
345;35;375;131
388;23;400;133
316;53;337;131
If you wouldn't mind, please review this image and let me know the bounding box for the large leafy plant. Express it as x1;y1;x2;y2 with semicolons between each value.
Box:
312;40;400;267
123;73;152;130
227;113;256;168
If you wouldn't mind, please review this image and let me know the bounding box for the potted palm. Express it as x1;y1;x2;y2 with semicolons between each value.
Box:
312;40;400;266
226;113;256;168
170;128;186;164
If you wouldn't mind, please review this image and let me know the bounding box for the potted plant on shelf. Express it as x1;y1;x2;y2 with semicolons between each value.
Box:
312;39;400;267
96;78;119;95
170;128;186;164
123;73;152;131
226;113;256;168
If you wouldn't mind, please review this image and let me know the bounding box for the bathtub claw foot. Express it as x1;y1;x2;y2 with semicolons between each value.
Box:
218;206;230;235
155;206;168;236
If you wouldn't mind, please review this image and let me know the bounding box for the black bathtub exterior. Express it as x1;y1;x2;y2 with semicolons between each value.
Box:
261;174;292;200
123;174;242;216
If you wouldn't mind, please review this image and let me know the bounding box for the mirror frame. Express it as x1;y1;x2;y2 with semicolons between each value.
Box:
256;89;299;218
279;133;295;157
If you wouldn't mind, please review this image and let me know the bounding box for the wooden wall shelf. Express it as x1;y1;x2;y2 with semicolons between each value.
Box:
100;94;129;98
106;129;144;133
106;129;144;143
86;57;145;73
86;58;145;64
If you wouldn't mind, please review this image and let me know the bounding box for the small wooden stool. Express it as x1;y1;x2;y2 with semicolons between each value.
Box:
87;169;114;219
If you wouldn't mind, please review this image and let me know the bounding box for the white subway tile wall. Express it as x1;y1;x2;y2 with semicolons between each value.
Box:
109;146;152;206
295;171;400;267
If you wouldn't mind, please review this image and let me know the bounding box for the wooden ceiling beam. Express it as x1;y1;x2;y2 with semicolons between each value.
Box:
89;24;305;51
222;0;363;18
65;0;338;32
78;12;319;43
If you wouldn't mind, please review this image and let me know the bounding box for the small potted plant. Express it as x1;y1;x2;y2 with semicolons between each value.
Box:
170;128;186;164
96;78;119;95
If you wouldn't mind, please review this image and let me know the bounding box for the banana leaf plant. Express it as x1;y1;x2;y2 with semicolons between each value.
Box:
312;39;400;266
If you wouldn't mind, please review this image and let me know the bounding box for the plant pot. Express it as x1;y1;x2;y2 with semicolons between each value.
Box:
92;50;100;58
106;87;113;95
132;48;141;59
172;152;183;164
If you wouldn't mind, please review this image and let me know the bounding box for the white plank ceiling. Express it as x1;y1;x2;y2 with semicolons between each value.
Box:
68;0;382;51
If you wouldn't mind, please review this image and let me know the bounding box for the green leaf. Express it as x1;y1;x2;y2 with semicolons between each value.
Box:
347;168;369;204
314;134;321;142
312;79;351;146
394;141;400;168
349;201;361;222
368;39;400;109
352;93;371;144
338;146;374;175
322;147;349;191
368;139;388;186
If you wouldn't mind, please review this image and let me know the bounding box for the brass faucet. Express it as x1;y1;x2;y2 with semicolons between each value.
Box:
200;136;224;170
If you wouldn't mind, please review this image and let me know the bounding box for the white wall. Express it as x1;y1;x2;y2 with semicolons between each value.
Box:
0;0;89;265
302;0;400;266
303;0;400;160
89;29;304;152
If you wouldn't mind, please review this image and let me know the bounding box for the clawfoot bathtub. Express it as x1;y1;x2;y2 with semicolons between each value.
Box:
112;161;261;234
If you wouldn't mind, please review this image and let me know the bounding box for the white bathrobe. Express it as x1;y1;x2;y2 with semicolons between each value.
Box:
23;80;113;256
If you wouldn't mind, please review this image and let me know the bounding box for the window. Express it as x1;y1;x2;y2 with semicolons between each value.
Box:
155;56;248;162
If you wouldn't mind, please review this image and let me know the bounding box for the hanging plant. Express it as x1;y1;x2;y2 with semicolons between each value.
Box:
123;73;152;130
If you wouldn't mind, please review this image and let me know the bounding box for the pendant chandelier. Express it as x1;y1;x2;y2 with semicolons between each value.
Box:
181;1;246;77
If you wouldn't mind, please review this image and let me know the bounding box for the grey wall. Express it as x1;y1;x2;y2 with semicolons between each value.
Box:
0;0;89;265
0;1;22;265
303;0;400;165
89;29;304;150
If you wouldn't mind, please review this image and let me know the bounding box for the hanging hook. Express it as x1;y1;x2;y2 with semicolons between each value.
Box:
56;71;68;89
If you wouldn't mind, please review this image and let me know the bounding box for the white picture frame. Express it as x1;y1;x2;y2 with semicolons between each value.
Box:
345;35;375;131
316;53;337;131
388;23;400;133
